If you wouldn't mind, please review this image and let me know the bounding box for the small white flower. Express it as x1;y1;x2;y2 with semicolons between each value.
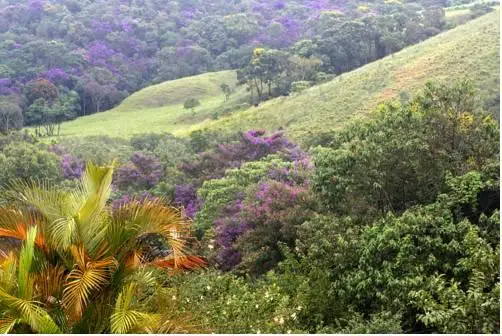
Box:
208;244;214;250
296;306;302;311
264;291;270;298
279;317;284;325
291;312;297;320
273;317;279;323
255;304;259;309
256;330;261;334
172;295;177;300
186;298;190;303
206;285;211;290
287;330;292;334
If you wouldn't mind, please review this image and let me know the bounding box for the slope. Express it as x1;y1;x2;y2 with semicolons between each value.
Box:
53;10;500;144
201;10;500;146
55;70;243;138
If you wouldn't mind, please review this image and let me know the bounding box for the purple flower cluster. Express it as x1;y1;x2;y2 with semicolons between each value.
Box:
0;78;14;95
48;144;85;180
213;198;251;271
174;184;202;218
182;130;308;183
115;152;163;190
210;153;314;271
86;41;116;66
61;154;85;180
39;68;69;85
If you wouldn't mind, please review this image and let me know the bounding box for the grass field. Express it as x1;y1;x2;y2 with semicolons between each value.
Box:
55;70;246;138
52;10;500;146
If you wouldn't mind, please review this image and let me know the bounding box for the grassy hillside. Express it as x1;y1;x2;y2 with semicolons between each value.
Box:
202;10;500;145
52;10;500;145
55;70;246;138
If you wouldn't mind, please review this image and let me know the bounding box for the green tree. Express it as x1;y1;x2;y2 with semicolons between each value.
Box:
0;142;62;188
183;98;201;113
220;83;232;101
313;81;499;221
0;101;23;133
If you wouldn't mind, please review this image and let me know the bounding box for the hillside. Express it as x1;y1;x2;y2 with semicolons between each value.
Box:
204;10;500;145
53;10;500;144
55;70;246;137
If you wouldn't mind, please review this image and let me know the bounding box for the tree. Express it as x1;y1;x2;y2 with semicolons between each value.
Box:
184;98;201;113
0;141;62;190
0;101;23;133
313;81;499;221
220;83;232;101
0;162;205;333
237;48;289;105
25;99;66;137
24;79;59;106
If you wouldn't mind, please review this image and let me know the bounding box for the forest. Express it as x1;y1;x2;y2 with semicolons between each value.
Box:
0;0;500;334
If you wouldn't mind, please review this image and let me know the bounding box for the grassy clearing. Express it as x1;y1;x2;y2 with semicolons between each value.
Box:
51;11;500;145
445;8;472;18
52;70;247;138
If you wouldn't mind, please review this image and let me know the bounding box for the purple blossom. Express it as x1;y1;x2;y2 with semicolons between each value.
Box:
86;41;116;65
90;19;113;36
174;184;202;218
210;157;314;272
115;152;163;190
272;0;286;10
0;78;11;87
182;130;307;184
61;154;85;180
120;19;133;32
39;68;69;84
28;0;44;13
48;144;85;180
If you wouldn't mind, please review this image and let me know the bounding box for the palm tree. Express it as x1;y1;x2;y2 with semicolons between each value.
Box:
0;162;205;333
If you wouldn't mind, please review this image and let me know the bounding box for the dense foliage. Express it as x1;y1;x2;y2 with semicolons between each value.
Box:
0;162;205;333
0;62;499;334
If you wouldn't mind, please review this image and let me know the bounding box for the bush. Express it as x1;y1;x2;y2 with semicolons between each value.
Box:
0;142;62;187
313;81;499;221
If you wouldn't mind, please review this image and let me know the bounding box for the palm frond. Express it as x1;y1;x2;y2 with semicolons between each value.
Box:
62;245;117;320
0;317;20;334
150;255;207;272
33;265;66;305
0;253;17;293
110;198;196;269
49;216;79;253
110;282;160;334
4;180;76;224
0;208;47;252
0;291;61;333
17;226;37;300
73;162;114;256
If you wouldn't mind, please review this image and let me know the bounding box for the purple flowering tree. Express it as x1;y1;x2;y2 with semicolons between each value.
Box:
203;153;315;274
115;152;163;191
48;144;85;180
174;184;202;219
181;130;308;184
